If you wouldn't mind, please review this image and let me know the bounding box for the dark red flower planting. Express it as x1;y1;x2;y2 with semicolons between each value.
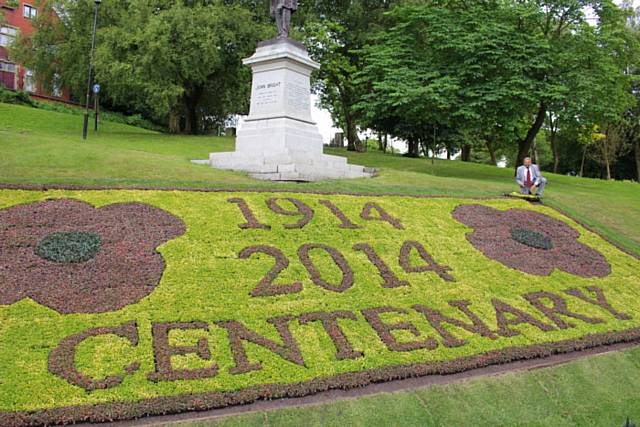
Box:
452;204;611;277
0;199;186;314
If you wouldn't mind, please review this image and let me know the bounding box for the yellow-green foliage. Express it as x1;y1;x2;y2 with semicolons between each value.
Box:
0;189;638;413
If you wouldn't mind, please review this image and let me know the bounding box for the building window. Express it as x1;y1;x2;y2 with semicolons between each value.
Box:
23;4;36;19
0;61;17;73
0;61;17;90
24;69;35;92
0;26;18;48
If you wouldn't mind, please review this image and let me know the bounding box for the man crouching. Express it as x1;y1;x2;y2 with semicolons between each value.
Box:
516;157;547;198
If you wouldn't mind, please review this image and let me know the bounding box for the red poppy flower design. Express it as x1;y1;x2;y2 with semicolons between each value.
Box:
0;199;186;314
452;204;611;278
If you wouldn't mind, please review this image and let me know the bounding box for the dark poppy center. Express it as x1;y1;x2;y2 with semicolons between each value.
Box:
510;228;554;250
35;231;102;264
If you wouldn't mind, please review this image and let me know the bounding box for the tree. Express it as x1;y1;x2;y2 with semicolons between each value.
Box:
585;124;631;179
630;113;640;181
356;1;542;160
303;0;397;152
98;1;265;133
505;0;637;168
621;0;640;181
574;124;605;177
13;0;267;134
356;0;636;169
11;0;117;98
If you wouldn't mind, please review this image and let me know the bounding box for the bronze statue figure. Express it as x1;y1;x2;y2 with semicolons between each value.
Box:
271;0;298;38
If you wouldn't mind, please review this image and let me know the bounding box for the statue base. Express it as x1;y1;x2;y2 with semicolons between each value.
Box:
194;38;374;182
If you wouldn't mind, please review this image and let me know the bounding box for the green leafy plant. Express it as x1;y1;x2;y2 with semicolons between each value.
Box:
510;228;554;250
35;231;102;264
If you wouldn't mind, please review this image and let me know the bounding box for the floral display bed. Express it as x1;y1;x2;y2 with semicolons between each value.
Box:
1;188;638;426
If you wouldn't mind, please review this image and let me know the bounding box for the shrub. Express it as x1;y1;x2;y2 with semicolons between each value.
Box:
32;101;166;133
0;87;34;106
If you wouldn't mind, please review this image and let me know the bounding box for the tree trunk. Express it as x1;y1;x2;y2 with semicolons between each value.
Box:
603;138;612;180
580;146;587;177
377;132;385;152
486;140;497;166
411;140;420;157
419;140;428;157
344;107;363;152
635;139;640;182
345;118;361;151
184;103;198;135
548;112;560;174
515;102;547;170
406;140;420;157
168;106;181;134
550;134;560;174
461;144;471;162
183;88;203;135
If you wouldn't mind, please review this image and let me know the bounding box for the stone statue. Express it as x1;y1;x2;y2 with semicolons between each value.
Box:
271;0;298;38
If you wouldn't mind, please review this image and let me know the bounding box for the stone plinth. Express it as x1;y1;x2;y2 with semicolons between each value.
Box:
196;38;373;182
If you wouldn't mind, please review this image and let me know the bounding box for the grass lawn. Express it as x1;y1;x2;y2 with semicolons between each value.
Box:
184;345;640;427
1;102;640;426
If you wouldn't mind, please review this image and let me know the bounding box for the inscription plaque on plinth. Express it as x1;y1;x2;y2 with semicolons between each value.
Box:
254;82;280;108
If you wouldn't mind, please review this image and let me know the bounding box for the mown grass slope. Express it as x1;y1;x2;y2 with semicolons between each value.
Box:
1;102;640;426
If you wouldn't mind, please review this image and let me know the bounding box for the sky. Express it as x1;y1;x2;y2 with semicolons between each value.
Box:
310;95;339;145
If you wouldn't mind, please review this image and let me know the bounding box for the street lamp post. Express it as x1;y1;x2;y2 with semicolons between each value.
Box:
82;0;101;140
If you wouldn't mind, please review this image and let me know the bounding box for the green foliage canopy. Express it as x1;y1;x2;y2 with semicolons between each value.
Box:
303;0;398;151
12;0;268;133
356;0;637;166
